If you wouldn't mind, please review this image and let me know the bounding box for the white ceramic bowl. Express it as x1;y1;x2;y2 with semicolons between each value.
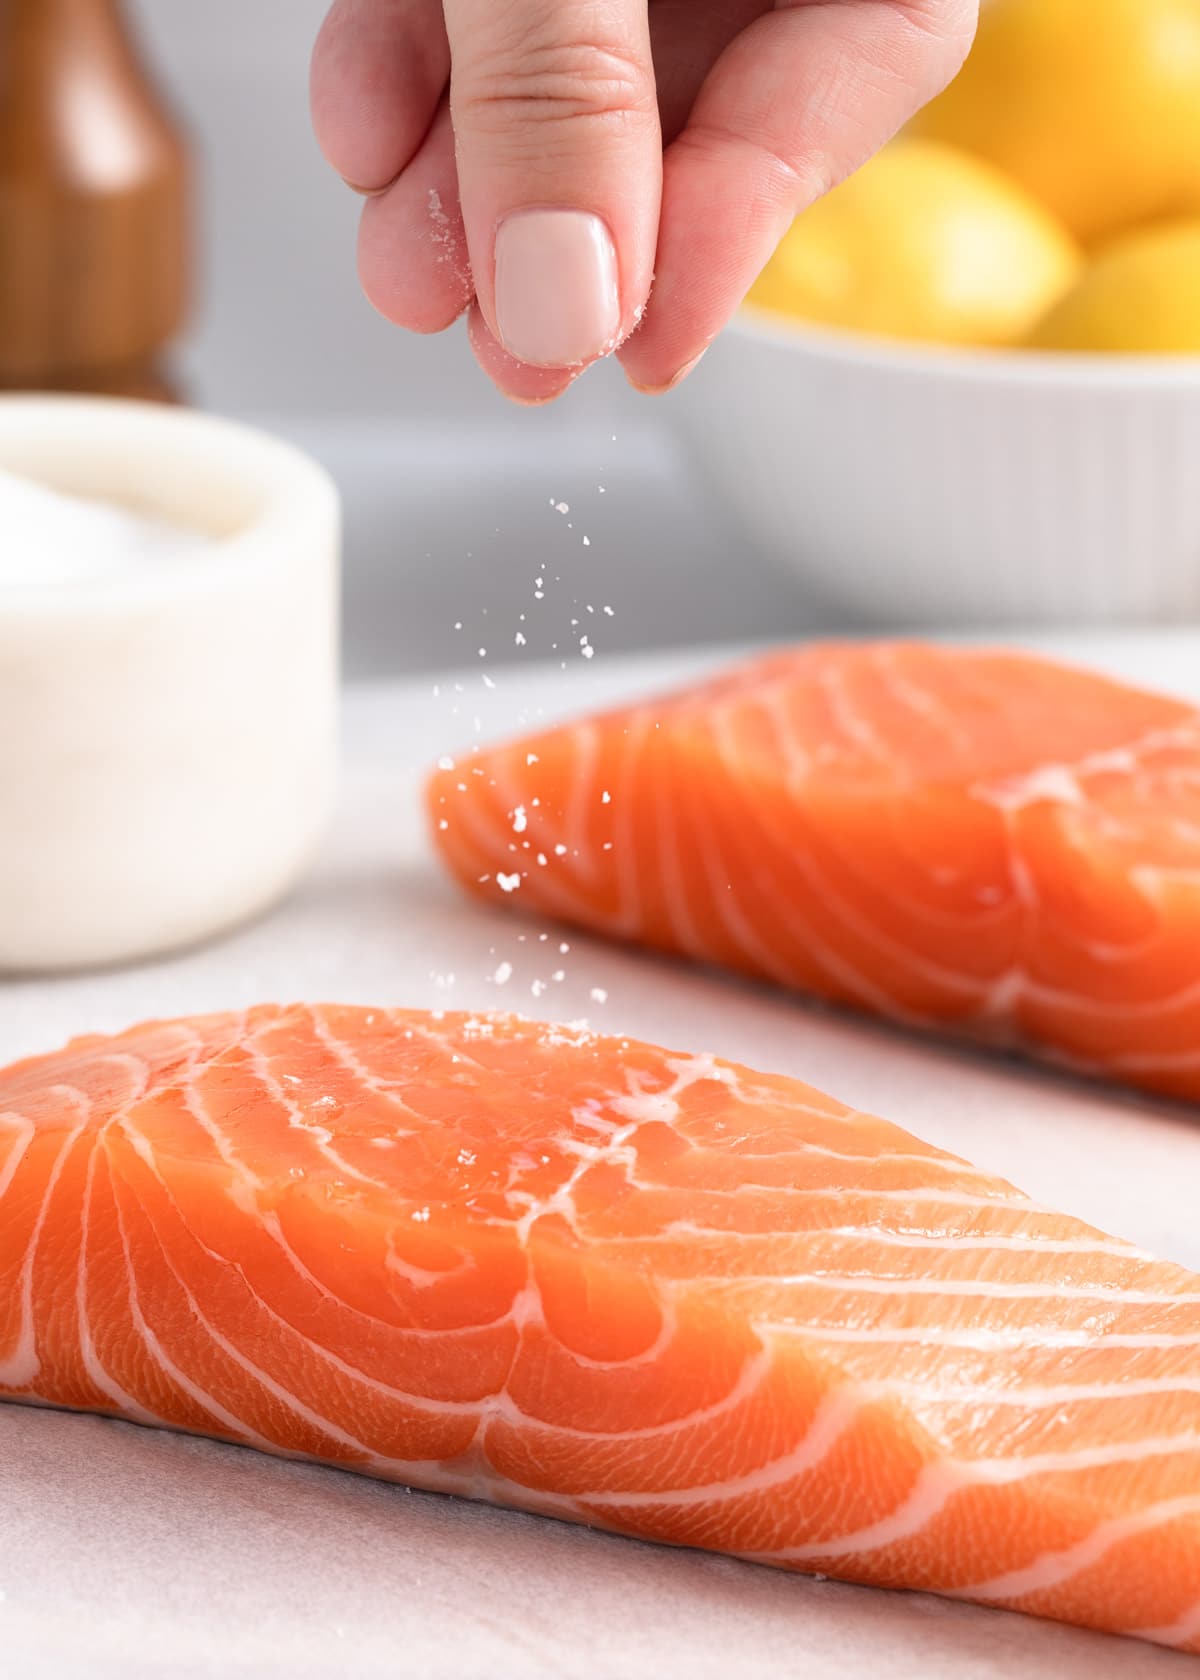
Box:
676;311;1200;625
0;396;340;972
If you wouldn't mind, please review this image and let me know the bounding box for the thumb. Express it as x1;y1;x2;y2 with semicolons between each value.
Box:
445;0;660;371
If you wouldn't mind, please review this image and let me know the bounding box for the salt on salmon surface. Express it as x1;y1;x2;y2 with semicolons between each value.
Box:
428;641;1200;1103
2;1004;1199;1651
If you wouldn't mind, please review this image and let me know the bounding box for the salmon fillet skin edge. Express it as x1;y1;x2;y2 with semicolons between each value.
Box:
428;641;1200;1104
3;1005;1200;1651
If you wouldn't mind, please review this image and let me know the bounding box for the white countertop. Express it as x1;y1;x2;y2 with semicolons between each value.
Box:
4;635;1200;1678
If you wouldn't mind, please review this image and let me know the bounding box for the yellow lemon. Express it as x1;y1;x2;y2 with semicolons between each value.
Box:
1029;220;1200;352
913;0;1200;246
746;138;1080;348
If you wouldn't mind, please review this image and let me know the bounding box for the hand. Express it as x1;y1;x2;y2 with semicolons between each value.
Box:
311;0;977;403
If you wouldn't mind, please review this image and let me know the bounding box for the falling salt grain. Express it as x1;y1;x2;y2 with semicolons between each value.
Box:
582;536;590;547
554;843;568;856
514;631;526;646
552;970;565;983
601;790;611;804
590;988;608;1005
497;872;521;893
531;979;547;998
512;805;528;833
411;1207;431;1223
559;941;570;953
526;752;539;766
555;502;569;515
493;961;513;985
482;673;495;689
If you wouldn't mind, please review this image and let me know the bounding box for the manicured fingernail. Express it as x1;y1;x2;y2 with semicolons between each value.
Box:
494;209;620;368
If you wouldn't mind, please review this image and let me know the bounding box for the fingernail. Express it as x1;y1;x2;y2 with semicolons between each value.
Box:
494;209;620;368
629;350;707;397
343;175;395;199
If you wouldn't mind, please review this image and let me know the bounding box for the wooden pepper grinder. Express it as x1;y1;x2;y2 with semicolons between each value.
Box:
0;0;192;401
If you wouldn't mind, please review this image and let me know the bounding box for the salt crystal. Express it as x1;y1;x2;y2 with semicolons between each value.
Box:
497;872;521;893
493;961;513;985
590;988;608;1004
512;805;527;833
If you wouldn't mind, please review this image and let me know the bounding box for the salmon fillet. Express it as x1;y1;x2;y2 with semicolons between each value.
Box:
2;1003;1199;1650
428;641;1200;1103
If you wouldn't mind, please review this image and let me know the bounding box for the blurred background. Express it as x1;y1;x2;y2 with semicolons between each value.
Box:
10;0;1200;673
127;0;804;679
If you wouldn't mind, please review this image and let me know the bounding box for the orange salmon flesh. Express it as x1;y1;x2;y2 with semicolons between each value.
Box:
2;1005;1199;1650
428;641;1200;1103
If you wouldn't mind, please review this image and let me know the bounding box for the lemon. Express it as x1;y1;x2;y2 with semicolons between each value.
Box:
912;0;1200;246
746;138;1080;348
1028;220;1200;352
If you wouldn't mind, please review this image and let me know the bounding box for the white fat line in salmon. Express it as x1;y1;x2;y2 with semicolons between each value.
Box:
707;706;947;1022
872;645;974;756
246;1031;384;1189
116;1179;392;1462
741;680;1200;1028
118;1108;526;1404
76;1140;162;1425
655;761;709;959
306;1005;424;1129
949;1493;1200;1604
974;719;1200;815
0;1089;89;1389
752;1273;1200;1305
561;719;604;888
687;743;932;1022
777;1323;1200;1350
494;1347;772;1443
0;1111;35;1201
725;695;1007;1000
456;794;599;926
576;1388;856;1509
108;1175;278;1449
1136;1591;1200;1650
879;1375;1200;1408
820;1227;1147;1257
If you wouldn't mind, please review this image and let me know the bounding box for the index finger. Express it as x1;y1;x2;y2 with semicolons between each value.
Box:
618;0;977;393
